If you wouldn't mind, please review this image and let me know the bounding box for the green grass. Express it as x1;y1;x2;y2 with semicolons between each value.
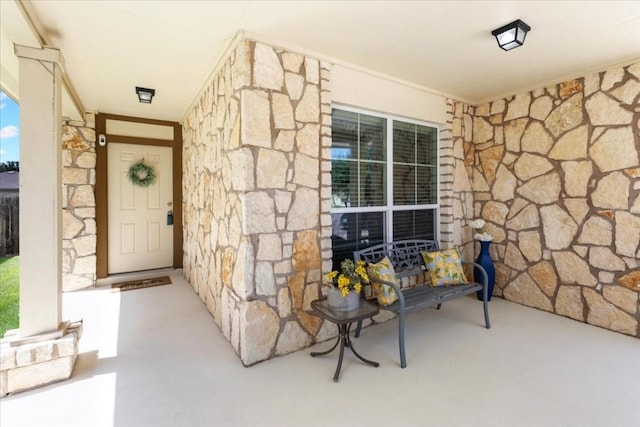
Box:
0;256;19;337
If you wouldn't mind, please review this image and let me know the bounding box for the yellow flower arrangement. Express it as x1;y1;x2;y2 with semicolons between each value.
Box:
326;259;369;297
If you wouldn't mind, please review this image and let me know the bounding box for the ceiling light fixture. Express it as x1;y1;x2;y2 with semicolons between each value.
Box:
135;86;155;104
491;19;531;51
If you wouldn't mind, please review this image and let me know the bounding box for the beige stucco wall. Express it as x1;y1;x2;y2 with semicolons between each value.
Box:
455;61;640;337
331;64;447;124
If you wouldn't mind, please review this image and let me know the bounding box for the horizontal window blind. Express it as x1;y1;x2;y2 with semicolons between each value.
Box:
331;107;439;269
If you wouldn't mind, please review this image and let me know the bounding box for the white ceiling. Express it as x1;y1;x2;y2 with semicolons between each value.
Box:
4;1;640;122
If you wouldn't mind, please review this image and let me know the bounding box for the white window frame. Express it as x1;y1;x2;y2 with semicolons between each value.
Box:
330;104;441;245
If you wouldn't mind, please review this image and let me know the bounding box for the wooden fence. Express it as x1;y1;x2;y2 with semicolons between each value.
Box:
0;192;19;256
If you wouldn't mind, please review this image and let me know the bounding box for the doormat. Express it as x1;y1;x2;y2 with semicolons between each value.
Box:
111;276;172;292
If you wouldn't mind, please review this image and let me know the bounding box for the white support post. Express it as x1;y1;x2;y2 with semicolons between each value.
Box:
15;45;64;337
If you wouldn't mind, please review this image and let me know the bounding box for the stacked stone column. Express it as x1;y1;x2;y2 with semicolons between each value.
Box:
183;40;335;366
442;100;476;261
61;116;97;291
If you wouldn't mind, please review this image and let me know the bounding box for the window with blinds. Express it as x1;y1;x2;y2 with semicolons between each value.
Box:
331;107;439;269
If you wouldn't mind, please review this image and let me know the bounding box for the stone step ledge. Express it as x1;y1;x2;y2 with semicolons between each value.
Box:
1;321;82;397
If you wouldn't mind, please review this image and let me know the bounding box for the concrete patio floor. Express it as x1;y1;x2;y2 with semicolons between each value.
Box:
1;268;639;427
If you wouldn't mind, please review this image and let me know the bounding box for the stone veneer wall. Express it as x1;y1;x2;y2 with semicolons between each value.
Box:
441;100;476;260
61;115;97;291
459;61;640;337
182;40;336;366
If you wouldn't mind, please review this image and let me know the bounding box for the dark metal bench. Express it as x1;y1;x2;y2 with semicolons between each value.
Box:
354;239;491;368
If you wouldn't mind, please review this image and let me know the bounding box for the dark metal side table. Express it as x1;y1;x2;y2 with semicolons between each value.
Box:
310;298;380;382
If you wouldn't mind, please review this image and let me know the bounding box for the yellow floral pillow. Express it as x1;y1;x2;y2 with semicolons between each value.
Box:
367;257;399;307
421;248;468;287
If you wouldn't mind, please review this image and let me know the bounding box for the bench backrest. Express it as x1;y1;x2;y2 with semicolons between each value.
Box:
353;239;440;274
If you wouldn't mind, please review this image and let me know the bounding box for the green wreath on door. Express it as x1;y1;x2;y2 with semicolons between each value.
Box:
128;159;156;187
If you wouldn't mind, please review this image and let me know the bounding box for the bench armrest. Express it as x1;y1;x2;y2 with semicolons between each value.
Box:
462;261;488;300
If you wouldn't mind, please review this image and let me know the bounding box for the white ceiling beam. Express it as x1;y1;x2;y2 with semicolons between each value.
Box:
0;0;85;122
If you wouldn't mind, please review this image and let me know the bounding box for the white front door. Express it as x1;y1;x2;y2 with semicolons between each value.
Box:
107;143;173;274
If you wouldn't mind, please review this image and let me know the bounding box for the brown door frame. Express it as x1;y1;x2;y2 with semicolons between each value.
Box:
95;113;183;278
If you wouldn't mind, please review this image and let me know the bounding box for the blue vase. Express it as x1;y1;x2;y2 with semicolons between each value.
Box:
475;240;495;301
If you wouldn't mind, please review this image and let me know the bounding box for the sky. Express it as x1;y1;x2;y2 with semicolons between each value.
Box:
0;90;20;163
